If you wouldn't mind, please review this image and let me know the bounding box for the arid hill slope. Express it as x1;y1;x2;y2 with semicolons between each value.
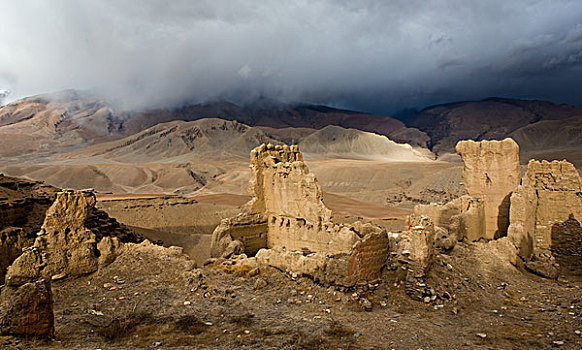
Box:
0;91;428;160
401;98;582;166
61;118;431;163
1;118;435;201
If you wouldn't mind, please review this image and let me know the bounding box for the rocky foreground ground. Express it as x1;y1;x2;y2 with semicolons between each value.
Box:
1;138;581;350
1;239;581;350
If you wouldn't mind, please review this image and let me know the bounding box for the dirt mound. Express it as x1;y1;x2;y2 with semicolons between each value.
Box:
1;162;224;196
61;118;284;162
123;96;429;148
59;118;433;164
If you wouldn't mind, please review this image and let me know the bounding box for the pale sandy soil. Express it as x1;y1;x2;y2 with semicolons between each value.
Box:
96;191;413;264
1;157;464;208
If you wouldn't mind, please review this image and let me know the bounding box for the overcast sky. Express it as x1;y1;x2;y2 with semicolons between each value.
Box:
1;0;581;114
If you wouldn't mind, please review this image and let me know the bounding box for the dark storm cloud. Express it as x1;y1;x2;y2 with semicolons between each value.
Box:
0;0;581;113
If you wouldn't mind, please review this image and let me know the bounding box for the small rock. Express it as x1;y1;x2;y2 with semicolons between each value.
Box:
359;298;372;311
248;267;260;277
204;258;217;266
552;340;565;346
183;301;191;306
253;278;268;290
153;341;162;347
574;330;581;336
51;273;66;281
476;333;487;339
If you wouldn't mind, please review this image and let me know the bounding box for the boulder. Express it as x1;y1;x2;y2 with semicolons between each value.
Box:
0;278;54;337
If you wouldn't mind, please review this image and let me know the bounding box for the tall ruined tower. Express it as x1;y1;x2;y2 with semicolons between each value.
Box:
456;138;520;239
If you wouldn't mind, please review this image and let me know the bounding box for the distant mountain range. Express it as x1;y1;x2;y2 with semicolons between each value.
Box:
397;98;582;164
0;90;427;160
60;118;430;163
0;90;580;167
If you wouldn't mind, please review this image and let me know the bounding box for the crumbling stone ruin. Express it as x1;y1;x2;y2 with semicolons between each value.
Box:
456;138;520;239
415;138;582;279
413;195;485;247
211;144;435;288
248;144;360;254
0;188;141;337
508;160;582;278
0;175;58;281
6;189;140;283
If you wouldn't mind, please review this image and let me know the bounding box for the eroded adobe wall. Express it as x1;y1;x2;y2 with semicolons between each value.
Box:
254;224;389;287
509;160;582;261
211;144;394;286
248;143;357;254
210;213;267;258
0;175;58;282
456;138;520;240
248;144;330;222
7;189;140;284
413;195;486;243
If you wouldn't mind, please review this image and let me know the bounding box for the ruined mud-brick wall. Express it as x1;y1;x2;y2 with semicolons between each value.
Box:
6;189;140;284
255;227;389;287
211;144;391;287
1;187;141;337
210;213;267;258
248;143;358;254
0;175;58;281
508;160;582;259
456;138;520;240
413;195;485;243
